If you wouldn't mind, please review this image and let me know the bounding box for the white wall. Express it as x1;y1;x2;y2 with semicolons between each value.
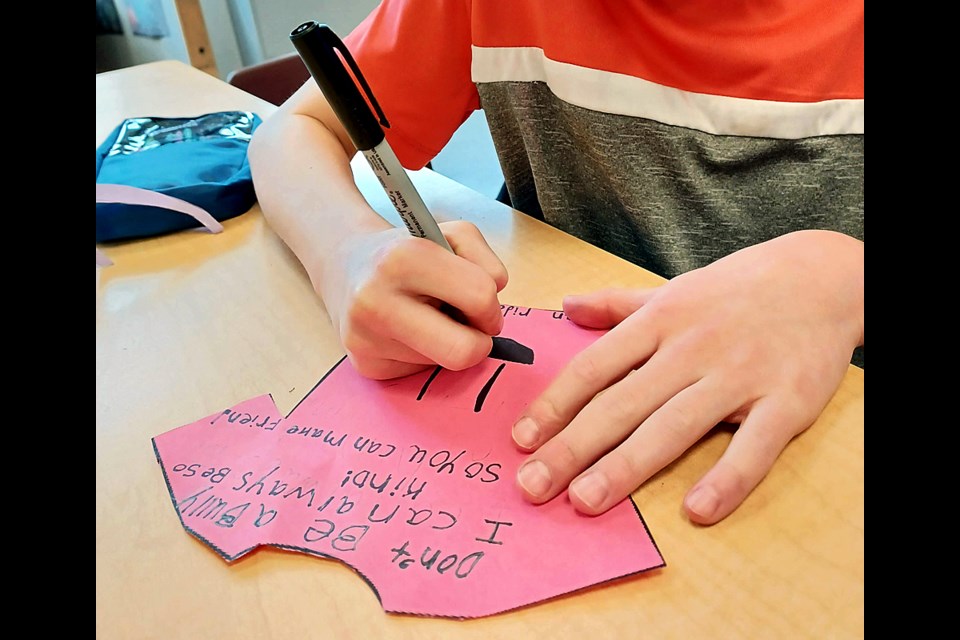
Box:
95;0;504;197
96;1;377;80
96;0;243;81
97;0;188;74
226;0;503;197
235;0;380;64
203;0;244;78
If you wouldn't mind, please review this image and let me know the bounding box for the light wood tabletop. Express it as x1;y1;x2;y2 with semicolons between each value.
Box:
96;60;864;639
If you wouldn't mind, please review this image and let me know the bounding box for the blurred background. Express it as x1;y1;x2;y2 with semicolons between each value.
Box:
96;0;505;199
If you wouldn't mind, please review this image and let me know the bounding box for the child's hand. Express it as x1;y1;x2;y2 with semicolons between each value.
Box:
319;220;508;380
511;230;863;525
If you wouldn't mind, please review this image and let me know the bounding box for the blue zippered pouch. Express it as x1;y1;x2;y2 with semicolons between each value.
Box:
96;111;262;242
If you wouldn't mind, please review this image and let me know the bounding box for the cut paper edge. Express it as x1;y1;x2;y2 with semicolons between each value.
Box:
153;430;664;619
152;389;666;619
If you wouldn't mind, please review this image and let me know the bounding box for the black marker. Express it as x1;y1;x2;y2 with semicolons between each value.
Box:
290;21;453;252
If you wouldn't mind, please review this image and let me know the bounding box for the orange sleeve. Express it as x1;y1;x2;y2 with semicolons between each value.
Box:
345;0;479;169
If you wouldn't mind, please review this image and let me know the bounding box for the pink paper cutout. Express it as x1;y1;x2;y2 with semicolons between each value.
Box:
153;307;665;618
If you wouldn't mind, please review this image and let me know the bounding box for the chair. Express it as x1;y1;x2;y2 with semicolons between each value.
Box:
227;52;443;172
226;52;311;106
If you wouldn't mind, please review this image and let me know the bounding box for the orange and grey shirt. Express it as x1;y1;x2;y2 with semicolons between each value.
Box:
346;0;864;279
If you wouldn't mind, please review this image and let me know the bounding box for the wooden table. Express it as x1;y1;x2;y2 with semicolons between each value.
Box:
96;60;864;639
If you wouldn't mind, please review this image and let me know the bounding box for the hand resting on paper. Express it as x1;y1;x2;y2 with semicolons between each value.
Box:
318;219;508;380
511;230;864;525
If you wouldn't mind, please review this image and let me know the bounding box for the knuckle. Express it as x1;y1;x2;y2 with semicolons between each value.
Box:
461;276;500;316
477;273;499;301
359;364;394;381
438;334;488;371
568;351;607;387
642;285;691;326
370;253;400;283
347;353;378;378
596;390;640;427
658;402;697;440
351;361;376;378
340;331;365;356
345;290;386;331
370;239;414;282
526;394;566;430
715;458;754;497
341;330;379;365
444;219;478;238
493;263;509;290
546;434;584;471
604;448;643;486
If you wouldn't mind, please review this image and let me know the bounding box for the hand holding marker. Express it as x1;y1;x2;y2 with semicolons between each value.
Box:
289;21;453;251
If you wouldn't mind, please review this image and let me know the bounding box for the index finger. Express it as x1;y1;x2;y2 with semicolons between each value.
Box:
394;238;504;337
443;220;509;292
512;314;659;451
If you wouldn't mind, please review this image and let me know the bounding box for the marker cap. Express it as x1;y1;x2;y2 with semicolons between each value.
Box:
290;21;388;151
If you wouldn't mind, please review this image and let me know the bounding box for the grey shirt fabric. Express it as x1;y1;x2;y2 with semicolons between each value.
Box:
480;81;863;277
477;81;864;367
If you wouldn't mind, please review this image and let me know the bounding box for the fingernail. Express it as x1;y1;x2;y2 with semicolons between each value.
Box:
517;460;552;497
686;485;720;520
512;417;540;449
570;472;609;510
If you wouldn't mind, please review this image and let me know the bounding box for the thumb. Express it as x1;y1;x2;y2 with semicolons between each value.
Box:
562;287;657;328
683;399;802;525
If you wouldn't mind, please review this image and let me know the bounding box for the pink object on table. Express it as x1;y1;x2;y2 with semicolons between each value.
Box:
95;183;223;266
153;306;665;618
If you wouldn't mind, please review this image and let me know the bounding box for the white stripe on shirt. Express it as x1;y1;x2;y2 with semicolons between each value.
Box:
471;46;864;139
